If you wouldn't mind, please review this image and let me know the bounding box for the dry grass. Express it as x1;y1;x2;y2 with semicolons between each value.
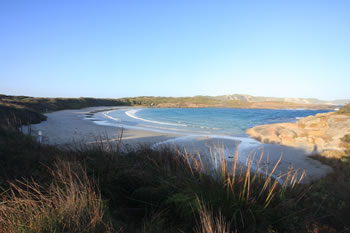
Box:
178;145;305;209
146;144;307;232
194;198;233;233
0;160;114;233
0;97;348;232
0;129;320;232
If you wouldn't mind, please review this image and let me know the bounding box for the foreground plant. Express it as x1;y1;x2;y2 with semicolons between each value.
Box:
0;160;114;233
0;130;324;232
194;197;233;233
166;145;308;232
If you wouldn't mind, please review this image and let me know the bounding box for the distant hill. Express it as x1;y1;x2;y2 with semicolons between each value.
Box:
0;94;129;113
0;94;344;119
218;94;350;106
0;94;131;127
119;95;339;109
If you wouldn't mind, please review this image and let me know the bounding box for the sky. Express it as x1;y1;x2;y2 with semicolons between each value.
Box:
1;0;349;100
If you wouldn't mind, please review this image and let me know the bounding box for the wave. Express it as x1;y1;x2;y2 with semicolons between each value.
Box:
125;109;187;127
102;111;121;121
138;124;193;132
152;134;261;151
93;120;190;135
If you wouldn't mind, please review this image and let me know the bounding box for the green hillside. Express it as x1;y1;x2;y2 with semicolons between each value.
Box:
0;94;130;113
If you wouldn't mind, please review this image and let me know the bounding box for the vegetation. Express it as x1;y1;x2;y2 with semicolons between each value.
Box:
340;134;350;155
336;103;350;114
0;94;130;114
0;94;334;117
0;99;349;232
0;125;312;232
118;96;249;108
0;94;253;111
308;153;350;231
0;102;47;128
0;161;113;233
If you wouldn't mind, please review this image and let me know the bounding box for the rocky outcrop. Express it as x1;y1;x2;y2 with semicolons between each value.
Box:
246;112;350;157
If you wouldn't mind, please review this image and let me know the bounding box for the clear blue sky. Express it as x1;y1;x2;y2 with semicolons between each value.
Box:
1;0;349;100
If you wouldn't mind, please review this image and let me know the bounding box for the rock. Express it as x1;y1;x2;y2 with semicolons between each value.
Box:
246;113;350;156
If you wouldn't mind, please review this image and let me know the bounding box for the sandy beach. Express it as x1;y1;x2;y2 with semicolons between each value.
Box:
25;107;175;145
27;106;332;183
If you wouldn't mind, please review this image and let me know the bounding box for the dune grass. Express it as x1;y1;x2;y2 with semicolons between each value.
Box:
0;161;114;233
308;153;350;231
0;125;311;232
0;96;349;232
63;142;306;232
194;198;232;233
0;121;349;232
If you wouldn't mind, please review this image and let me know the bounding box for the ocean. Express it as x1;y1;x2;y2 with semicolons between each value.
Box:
91;107;332;181
94;108;331;137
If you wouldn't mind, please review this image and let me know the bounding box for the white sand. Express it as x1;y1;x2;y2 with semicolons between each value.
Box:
26;107;180;147
27;106;332;183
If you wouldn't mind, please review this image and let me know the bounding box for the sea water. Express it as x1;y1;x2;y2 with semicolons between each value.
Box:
95;108;331;137
93;107;333;181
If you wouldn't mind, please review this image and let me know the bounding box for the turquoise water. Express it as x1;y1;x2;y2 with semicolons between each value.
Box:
92;107;333;181
97;108;331;137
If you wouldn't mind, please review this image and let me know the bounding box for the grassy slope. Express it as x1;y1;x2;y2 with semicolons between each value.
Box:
119;96;249;107
0;94;130;113
120;96;334;109
0;97;349;232
0;94;131;129
0;102;47;128
0;125;335;233
0;94;334;114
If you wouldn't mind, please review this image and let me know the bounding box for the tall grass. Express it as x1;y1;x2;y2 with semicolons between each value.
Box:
171;145;307;232
0;160;114;233
1;100;348;232
179;144;306;205
78;134;307;232
194;197;233;233
0;129;318;232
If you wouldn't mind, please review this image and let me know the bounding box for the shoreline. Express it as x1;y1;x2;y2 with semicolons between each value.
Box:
26;106;181;147
27;106;332;183
246;112;350;157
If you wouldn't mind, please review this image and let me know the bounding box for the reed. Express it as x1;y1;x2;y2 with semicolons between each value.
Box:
0;128;319;232
164;143;307;232
0;160;114;233
194;197;233;233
